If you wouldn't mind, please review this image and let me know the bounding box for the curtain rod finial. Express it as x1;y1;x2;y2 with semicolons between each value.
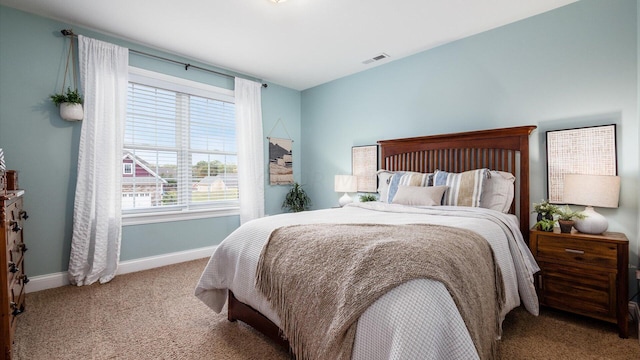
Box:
262;83;268;88
61;29;74;37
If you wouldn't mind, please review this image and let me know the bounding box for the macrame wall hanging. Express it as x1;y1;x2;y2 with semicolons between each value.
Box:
266;118;293;185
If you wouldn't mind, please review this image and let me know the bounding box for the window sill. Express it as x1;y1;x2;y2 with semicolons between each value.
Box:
122;207;239;226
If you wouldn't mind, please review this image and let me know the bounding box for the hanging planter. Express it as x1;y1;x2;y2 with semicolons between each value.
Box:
59;102;84;121
50;30;83;121
51;87;84;121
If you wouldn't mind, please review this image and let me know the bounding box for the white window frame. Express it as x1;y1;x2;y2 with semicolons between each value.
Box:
122;67;238;226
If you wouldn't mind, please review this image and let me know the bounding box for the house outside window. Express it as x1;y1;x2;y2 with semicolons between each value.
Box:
123;67;238;225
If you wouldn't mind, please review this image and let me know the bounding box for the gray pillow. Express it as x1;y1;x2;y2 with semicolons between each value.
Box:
480;170;515;213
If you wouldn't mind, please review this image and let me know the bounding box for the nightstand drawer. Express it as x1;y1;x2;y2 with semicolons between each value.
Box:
536;235;617;269
538;261;615;319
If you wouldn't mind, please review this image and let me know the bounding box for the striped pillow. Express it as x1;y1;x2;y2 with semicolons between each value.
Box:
386;171;433;203
433;169;489;207
376;170;395;203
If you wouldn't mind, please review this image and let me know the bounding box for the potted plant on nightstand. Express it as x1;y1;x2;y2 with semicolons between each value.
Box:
533;199;559;232
282;182;311;212
359;194;377;202
556;205;586;233
533;199;558;222
51;87;84;121
535;218;557;232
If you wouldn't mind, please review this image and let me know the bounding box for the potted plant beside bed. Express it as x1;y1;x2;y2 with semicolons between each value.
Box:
556;205;586;233
51;87;84;121
282;182;311;212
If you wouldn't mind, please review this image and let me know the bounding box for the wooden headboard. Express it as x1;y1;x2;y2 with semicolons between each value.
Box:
377;125;537;240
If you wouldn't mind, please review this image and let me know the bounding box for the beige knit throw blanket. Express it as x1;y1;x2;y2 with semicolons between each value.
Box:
255;223;505;360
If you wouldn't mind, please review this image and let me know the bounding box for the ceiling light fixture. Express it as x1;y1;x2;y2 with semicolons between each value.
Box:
271;0;287;3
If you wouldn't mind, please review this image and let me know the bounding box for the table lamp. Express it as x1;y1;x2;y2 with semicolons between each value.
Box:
562;174;620;234
335;175;357;207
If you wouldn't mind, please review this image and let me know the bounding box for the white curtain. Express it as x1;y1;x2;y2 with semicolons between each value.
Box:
68;36;128;286
235;78;265;224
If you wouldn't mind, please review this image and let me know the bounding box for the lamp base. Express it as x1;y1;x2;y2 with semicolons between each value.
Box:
574;206;608;234
338;193;352;207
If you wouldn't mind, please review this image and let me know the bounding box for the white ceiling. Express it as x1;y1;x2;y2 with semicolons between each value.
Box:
0;0;576;90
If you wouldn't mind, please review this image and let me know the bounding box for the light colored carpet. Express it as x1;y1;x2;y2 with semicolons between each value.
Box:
13;258;639;359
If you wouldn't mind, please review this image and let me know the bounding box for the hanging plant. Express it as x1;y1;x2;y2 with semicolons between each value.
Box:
50;87;83;106
51;30;83;121
51;88;83;122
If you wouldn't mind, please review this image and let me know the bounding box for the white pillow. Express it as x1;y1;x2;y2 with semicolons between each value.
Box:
480;170;515;213
391;185;448;206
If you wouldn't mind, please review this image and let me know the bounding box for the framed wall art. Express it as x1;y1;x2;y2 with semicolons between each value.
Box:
352;145;378;193
546;124;617;203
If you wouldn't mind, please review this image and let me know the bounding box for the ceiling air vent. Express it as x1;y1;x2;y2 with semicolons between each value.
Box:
362;53;390;65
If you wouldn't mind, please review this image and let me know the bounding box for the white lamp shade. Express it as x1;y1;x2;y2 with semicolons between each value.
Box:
563;174;620;234
335;175;357;193
563;174;620;208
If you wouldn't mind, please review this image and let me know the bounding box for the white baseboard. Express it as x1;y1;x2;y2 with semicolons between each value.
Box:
25;246;216;293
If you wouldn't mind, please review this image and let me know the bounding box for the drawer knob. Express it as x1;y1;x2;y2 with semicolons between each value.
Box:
11;221;22;232
10;302;23;316
564;248;585;255
20;210;29;220
8;262;19;273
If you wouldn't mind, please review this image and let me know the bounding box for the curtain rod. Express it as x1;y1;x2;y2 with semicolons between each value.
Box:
60;29;267;88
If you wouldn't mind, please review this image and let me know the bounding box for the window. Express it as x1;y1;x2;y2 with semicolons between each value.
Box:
123;68;238;224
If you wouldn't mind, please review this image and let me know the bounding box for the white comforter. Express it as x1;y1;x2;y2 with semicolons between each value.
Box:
195;203;540;360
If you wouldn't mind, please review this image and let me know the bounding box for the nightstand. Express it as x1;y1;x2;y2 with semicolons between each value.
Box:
529;228;629;338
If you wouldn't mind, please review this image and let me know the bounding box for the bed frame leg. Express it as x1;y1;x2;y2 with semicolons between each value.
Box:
227;290;238;322
227;290;290;350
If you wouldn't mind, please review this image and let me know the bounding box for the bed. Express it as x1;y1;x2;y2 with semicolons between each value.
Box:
195;125;539;359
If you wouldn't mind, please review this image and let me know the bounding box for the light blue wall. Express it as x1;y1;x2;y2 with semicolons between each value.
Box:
1;1;638;298
301;0;639;292
0;6;301;275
